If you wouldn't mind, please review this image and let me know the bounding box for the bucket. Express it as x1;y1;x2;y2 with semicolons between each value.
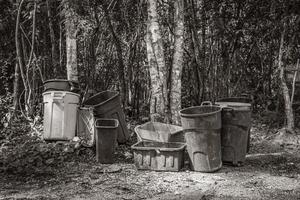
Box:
43;91;80;140
217;96;252;152
215;102;251;165
95;118;119;164
134;121;185;143
83;91;129;143
179;102;222;172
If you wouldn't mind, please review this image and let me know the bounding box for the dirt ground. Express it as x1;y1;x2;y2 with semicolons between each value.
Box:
1;120;300;200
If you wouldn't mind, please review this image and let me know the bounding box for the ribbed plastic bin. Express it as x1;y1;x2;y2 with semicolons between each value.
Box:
131;141;186;171
215;102;251;165
134;121;185;143
43;91;80;140
95;118;119;164
180;103;222;172
83;91;129;143
217;97;252;152
77;107;95;147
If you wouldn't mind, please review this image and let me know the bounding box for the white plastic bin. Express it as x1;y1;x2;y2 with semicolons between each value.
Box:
43;91;80;140
77;107;95;147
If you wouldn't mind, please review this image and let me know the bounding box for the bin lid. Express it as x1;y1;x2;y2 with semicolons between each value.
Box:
215;102;251;111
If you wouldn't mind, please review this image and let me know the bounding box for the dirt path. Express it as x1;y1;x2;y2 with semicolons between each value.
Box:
1;122;300;200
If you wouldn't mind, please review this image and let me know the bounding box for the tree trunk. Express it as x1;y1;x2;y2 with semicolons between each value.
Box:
146;0;168;122
170;0;184;124
46;0;58;76
101;2;127;108
65;2;78;82
12;63;20;112
279;22;294;131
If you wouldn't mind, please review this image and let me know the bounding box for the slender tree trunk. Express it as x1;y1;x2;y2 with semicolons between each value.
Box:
65;2;78;82
101;2;127;107
12;63;20;112
279;22;294;131
170;0;184;124
146;0;168;122
46;0;58;76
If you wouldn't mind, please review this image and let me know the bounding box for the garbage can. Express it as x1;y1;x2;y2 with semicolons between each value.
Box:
217;96;252;152
83;91;129;143
77;107;95;147
43;91;80;140
215;102;251;165
180;103;222;172
134;121;184;143
95;118;119;164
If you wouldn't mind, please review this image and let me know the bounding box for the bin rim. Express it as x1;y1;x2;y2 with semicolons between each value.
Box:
134;121;184;142
131;141;186;151
179;105;221;117
215;102;251;110
95;118;119;129
42;90;81;97
83;90;119;107
43;79;78;84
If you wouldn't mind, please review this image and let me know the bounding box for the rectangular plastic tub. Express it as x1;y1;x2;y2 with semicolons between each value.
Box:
131;141;186;171
134;121;185;143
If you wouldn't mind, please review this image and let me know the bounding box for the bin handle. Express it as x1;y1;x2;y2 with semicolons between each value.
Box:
201;101;212;106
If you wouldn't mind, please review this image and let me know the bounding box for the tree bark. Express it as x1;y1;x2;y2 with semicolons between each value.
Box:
146;0;168;122
46;0;58;76
65;2;78;82
12;63;20;112
170;0;184;124
278;22;294;131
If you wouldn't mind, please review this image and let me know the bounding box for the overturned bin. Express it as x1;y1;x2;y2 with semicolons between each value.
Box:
180;103;222;172
134;121;185;143
215;102;251;166
83;91;129;143
131;141;186;171
95;118;119;164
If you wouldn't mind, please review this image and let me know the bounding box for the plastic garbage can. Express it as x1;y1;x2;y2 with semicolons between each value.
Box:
215;102;251;165
95;118;119;164
83;91;129;143
180;102;222;172
43;91;80;141
217;96;252;152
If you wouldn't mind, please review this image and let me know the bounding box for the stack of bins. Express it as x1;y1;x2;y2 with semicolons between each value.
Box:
82;91;129;144
132;121;186;171
215;102;251;165
179;103;222;172
42;80;80;141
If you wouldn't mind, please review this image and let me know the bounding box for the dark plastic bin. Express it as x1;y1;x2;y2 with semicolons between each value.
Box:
180;103;222;172
95;118;119;164
83;91;129;143
215;102;251;165
217;97;252;152
43;79;80;93
134;121;185;143
131;141;186;171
